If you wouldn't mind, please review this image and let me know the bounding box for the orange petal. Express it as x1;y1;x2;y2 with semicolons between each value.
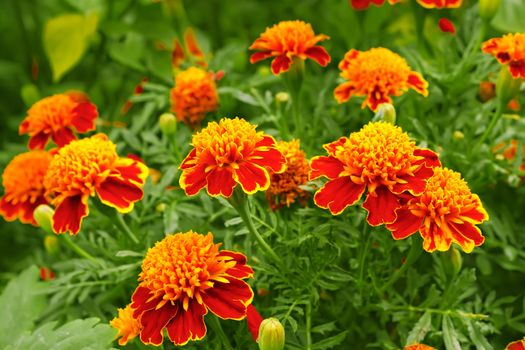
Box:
310;156;344;180
334;82;356;104
362;186;400;226
52;195;88;235
166;300;207;346
314;176;365;215
202;277;253;320
449;222;485;253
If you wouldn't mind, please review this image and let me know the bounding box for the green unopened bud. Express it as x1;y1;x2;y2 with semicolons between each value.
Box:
441;247;462;278
159;113;177;135
258;318;285;350
275;92;289;103
34;204;54;235
453;131;464;140
479;0;501;21
508;174;521;188
44;235;60;255
496;67;522;105
374;103;396;124
156;203;167;213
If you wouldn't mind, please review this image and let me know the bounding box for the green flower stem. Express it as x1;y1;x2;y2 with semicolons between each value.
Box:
115;214;140;244
170;136;182;163
472;99;504;155
379;236;422;293
61;235;99;263
283;58;305;139
209;314;234;350
305;301;313;350
357;222;372;297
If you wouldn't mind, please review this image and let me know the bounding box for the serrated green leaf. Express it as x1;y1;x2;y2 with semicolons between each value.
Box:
406;311;432;346
311;330;348;350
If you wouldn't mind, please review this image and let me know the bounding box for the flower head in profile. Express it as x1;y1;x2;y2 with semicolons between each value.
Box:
0;150;52;225
334;48;428;111
19;92;98;150
506;337;525;350
170;67;219;128
387;167;488;253
266;140;310;210
416;0;462;8
310;122;440;226
404;344;437;350
180;117;286;197
131;231;254;346
349;0;400;10
110;304;141;346
44;134;148;235
482;33;525;79
249;20;331;75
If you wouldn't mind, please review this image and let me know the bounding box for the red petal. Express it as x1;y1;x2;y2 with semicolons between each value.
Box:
28;131;50;150
462;206;488;223
114;158;149;186
334;82;356;104
180;149;198;169
71;102;98;133
166;300;207;346
233;162;271;194
206;167;236;197
180;164;208;196
131;286;160;317
139;302;179;346
250;136;286;173
202;277;253;320
0;197;20;222
309;156;344;180
449;222;485;253
362;186;400;226
421;222;452;252
304;46;331;66
366;88;391;111
246;304;263;341
407;73;428;96
323;137;348;155
386;208;422;240
52;195;88;235
51;128;76;147
313;176;365;215
351;0;371;10
96;176;144;213
250;51;273;64
219;250;254;279
415;148;441;168
438;18;456;34
271;56;291;75
507;340;525;350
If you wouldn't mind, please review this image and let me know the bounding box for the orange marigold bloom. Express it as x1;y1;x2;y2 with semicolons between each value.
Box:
483;33;525;79
0;150;52;225
349;0;400;10
494;140;525;172
404;344;437;350
131;231;254;346
334;48;428;111
110;304;141;346
416;0;461;8
170;67;218;127
310;122;440;226
506;337;525;350
266;140;310;210
44;134;148;235
249;20;331;75
387;167;488;253
180;117;286;197
19;92;98;150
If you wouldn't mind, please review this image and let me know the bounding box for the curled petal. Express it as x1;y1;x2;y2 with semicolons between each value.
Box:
314;176;366;215
449;222;485;253
233;162;271;194
52;195;88;235
28;131;50;150
309;156;344;180
219;250;254;279
334;82;356;104
387;208;423;240
202;277;254;320
179;164;208;196
407;72;429;96
304;46;331;66
250;51;273;64
96;175;144;213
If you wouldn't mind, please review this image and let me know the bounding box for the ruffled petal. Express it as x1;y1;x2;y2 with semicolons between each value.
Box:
139;302;179;346
51;128;76;148
386;208;423;240
449;222;485;253
421;221;452;252
309;156;344;180
313;176;366;215
271;55;291;75
52;195;89;235
304;46;331;66
166;300;207;346
28;131;50;150
250;136;286;173
71;102;98;132
96;175;144;213
202;277;253;320
334;82;356;103
179;164;208;196
218;250;254;279
362;186;400;226
233;162;271;194
407;72;429;96
206;167;236;197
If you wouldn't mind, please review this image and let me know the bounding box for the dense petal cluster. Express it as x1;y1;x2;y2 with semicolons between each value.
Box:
180;117;286;197
266;140;310;210
110;304;141;346
131;231;254;346
310;122;440;225
349;0;400;10
387;167;488;253
404;345;437;350
416;0;462;8
19;93;98;150
334;48;428;111
170;67;219;127
249;20;331;75
506;337;525;350
0;150;52;225
44;134;148;235
483;33;525;79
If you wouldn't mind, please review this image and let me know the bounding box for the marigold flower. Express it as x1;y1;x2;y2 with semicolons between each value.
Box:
19;92;98;150
349;0;400;10
170;66;218;127
494;140;525;172
0;150;52;225
506;337;525;350
404;344;437;350
249;20;331;75
483;33;525;79
110;304;141;346
334;48;428;111
266;140;310;210
416;0;461;8
387;167;488;253
438;18;456;34
180;117;286;197
131;231;254;346
310;122;440;226
43;134;148;235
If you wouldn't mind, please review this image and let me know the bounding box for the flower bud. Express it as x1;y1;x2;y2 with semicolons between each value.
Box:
453;131;464;140
275;92;290;103
374;103;396;124
159;113;177;135
479;0;501;21
496;67;522;105
34;204;54;235
156;203;167;213
441;247;462;278
44;235;60;255
258;318;285;350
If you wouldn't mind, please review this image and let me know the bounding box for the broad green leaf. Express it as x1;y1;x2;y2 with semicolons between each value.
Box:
492;0;525;32
406;311;432;345
43;13;99;81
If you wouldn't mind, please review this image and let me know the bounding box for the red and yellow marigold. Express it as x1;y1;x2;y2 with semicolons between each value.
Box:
249;20;331;75
310;122;440;226
387;167;488;253
131;231;254;346
43;134;148;235
349;0;400;10
334;48;428;111
180;117;286;197
0;150;52;225
416;0;462;8
506;337;525;350
404;344;437;350
266;140;310;210
483;33;525;79
19;92;98;150
170;67;218;127
110;304;141;346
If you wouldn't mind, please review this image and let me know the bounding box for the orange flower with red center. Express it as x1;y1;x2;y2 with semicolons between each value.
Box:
110;304;141;346
416;0;461;8
349;0;400;10
387;167;488;253
310;122;440;226
483;33;525;79
131;231;254;346
19;92;98;150
334;48;428;111
43;134;148;235
170;67;219;127
404;344;437;350
0;150;52;225
249;20;331;75
506;337;525;350
180;117;286;197
266;140;310;210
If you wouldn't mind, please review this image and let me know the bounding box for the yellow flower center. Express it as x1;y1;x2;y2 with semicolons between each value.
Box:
25;94;78;132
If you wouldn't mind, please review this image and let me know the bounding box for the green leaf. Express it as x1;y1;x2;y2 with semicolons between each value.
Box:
464;319;493;350
442;315;462;350
492;0;525;32
43;13;99;82
406;311;432;346
311;330;348;350
0;266;46;349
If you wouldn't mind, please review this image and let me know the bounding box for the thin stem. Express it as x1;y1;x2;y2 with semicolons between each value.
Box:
209;314;234;350
305;302;312;350
472;100;504;155
357;223;372;297
61;235;99;263
379;236;422;293
115;214;139;244
386;305;489;320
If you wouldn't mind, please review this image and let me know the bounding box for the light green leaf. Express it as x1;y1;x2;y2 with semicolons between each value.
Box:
492;0;525;32
443;315;462;350
43;13;99;82
406;311;432;346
